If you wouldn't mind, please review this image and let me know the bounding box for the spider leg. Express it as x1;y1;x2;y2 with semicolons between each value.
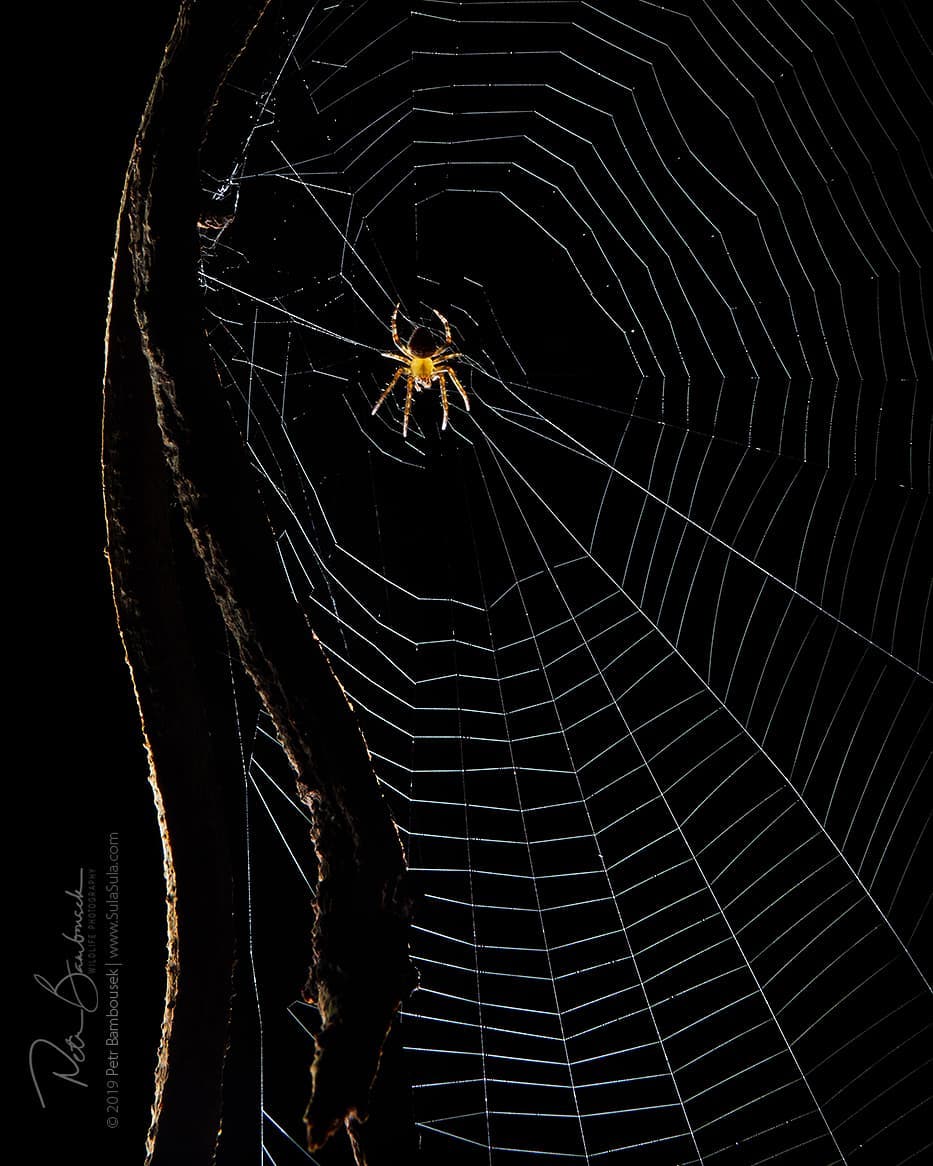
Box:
431;351;462;361
371;366;405;415
391;303;411;356
402;375;415;436
432;308;453;347
446;367;470;411
381;351;407;362
437;372;450;430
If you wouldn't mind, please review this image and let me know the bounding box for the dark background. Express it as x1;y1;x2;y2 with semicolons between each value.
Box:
19;3;180;1159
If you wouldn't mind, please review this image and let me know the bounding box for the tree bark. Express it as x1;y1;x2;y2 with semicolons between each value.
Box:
102;2;417;1160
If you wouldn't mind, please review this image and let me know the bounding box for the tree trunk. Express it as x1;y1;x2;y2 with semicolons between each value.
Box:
102;3;418;1160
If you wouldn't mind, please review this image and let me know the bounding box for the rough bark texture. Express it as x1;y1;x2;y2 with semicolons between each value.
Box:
104;155;236;1163
102;2;417;1160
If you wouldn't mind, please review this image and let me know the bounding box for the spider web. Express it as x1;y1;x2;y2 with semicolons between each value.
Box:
198;1;932;1162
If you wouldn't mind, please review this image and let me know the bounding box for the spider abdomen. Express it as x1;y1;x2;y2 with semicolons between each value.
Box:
408;326;437;357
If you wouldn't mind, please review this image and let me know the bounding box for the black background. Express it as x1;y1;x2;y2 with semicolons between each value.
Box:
19;3;180;1159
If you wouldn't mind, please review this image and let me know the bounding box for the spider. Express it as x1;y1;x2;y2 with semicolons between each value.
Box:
372;304;470;435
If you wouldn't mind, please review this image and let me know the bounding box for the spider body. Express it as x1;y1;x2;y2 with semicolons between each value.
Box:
372;305;470;435
410;356;437;388
408;327;438;358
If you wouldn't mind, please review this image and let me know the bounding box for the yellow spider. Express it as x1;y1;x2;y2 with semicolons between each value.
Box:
372;304;470;435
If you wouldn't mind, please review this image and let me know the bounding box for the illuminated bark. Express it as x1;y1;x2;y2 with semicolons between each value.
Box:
102;3;417;1160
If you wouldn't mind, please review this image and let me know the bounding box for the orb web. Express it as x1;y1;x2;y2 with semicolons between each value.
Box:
199;2;932;1162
